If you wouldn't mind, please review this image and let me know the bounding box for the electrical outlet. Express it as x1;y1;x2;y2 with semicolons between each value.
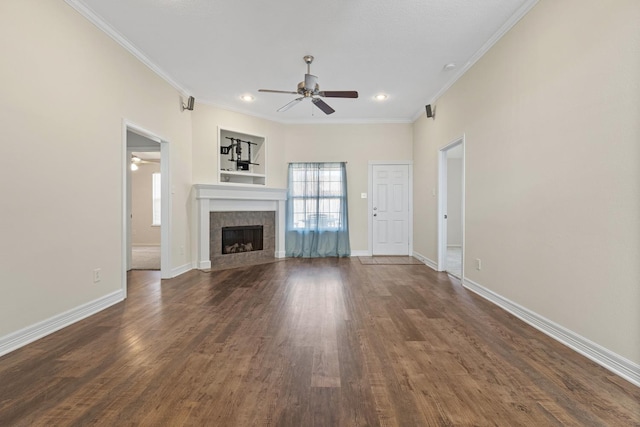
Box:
476;259;482;271
93;268;101;283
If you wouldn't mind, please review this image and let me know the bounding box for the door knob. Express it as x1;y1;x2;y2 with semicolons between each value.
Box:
373;207;377;210
373;214;377;217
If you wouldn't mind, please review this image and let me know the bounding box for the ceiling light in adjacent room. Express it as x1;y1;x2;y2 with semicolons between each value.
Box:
443;63;456;71
374;94;388;101
241;95;254;102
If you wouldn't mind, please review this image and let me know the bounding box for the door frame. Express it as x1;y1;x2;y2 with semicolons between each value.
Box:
437;135;465;278
122;120;171;298
367;161;413;256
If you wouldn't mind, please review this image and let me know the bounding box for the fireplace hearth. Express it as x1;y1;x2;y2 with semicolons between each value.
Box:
222;225;263;254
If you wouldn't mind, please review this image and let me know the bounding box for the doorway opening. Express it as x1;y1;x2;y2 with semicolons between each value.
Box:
123;122;171;297
130;149;161;269
438;137;465;279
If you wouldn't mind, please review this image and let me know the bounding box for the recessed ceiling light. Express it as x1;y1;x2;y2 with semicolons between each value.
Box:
240;95;254;102
443;63;456;71
374;94;388;101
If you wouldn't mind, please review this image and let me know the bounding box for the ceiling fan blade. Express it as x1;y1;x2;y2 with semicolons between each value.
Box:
259;89;298;95
318;91;359;98
312;98;335;115
277;97;304;112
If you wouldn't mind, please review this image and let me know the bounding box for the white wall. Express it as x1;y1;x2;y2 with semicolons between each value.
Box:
0;0;192;338
131;162;161;246
413;0;640;364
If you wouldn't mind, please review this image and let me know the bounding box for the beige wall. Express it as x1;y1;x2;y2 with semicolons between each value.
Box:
3;0;637;374
413;0;640;363
191;105;413;253
0;0;192;337
191;104;286;187
131;162;161;246
283;124;413;252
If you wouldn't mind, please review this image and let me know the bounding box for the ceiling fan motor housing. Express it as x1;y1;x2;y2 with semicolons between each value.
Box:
299;75;319;96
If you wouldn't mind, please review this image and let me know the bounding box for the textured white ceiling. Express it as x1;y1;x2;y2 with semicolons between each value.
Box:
69;0;536;123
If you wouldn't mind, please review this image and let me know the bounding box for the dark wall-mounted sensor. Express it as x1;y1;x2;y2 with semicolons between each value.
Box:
425;104;434;118
182;96;195;111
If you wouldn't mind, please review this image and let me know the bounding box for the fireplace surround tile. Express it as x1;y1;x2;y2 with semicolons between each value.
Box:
210;211;275;269
194;184;287;270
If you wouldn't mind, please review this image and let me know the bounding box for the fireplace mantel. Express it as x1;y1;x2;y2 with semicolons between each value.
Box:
194;184;287;269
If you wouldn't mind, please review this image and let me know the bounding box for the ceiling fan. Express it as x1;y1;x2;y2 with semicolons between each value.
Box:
259;55;358;115
131;154;159;165
130;153;160;171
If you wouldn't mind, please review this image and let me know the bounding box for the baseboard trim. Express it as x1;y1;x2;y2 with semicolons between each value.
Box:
274;250;286;258
351;250;371;257
0;290;124;357
412;251;438;271
198;260;212;270
462;277;640;388
170;263;193;278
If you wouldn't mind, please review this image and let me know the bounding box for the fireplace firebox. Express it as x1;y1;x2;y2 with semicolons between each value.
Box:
222;225;264;254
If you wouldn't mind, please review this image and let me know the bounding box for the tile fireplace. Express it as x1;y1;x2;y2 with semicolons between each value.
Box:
194;184;287;270
210;211;273;269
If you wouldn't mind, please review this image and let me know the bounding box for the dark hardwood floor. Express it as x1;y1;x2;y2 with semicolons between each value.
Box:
1;258;638;426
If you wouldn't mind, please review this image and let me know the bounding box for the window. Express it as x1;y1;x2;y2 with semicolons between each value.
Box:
152;172;161;226
285;162;350;257
288;163;346;230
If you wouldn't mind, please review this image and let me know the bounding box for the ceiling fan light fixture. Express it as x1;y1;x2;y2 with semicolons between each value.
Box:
374;94;388;101
130;163;139;171
131;156;141;163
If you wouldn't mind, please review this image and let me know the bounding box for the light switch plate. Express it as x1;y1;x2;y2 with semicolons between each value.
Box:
361;193;367;199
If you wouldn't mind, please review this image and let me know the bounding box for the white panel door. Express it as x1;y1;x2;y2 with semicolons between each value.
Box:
372;164;409;255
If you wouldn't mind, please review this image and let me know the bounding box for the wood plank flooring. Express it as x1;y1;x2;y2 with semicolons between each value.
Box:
0;258;639;426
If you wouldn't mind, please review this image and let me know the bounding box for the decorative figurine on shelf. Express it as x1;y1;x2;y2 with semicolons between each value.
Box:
220;137;260;171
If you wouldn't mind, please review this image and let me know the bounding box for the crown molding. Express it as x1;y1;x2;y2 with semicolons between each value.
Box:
64;0;412;125
198;98;413;125
280;117;413;125
65;0;537;126
411;0;540;123
64;0;190;97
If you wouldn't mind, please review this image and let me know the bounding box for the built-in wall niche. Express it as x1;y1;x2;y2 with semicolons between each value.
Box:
218;128;266;186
